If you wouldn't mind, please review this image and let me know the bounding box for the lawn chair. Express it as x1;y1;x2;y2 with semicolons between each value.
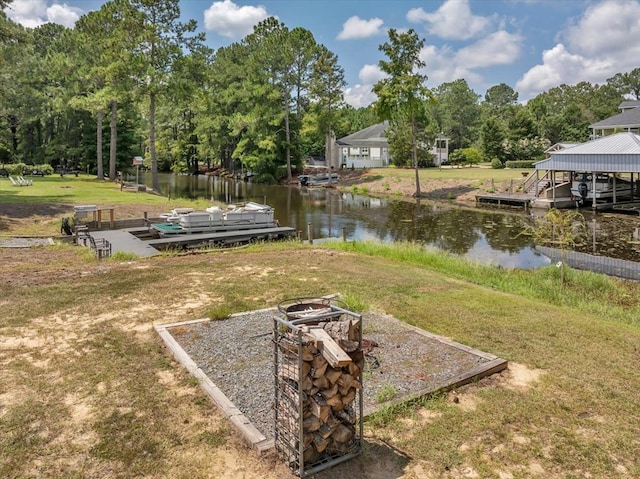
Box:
18;176;33;186
8;176;21;186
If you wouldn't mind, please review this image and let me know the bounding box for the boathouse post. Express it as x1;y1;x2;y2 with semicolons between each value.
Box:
592;172;597;209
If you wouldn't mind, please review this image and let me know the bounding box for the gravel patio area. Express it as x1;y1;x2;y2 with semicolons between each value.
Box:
162;306;507;444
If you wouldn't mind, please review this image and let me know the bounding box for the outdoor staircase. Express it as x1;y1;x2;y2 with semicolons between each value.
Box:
523;169;566;198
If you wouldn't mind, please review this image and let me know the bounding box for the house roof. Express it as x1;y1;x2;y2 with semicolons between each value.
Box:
544;142;580;154
336;121;390;148
535;132;640;172
619;100;640;110
589;105;640;129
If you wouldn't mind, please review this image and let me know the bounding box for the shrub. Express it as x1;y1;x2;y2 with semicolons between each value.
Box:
253;173;276;184
491;158;504;169
505;160;536;168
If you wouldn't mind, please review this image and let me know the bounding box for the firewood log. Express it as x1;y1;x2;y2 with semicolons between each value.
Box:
312;376;330;390
319;383;339;399
308;396;330;422
342;387;356;405
325;366;342;384
312;434;330;453
306;328;352;367
347;361;361;377
311;361;328;379
331;423;354;443
325;394;344;411
303;415;322;432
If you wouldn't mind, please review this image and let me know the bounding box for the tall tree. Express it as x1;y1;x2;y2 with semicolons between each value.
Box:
484;83;518;108
309;45;345;173
129;0;203;191
373;28;430;197
433;79;481;151
607;68;640;100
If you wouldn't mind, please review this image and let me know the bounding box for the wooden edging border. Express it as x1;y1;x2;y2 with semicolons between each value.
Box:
155;308;508;453
155;319;274;453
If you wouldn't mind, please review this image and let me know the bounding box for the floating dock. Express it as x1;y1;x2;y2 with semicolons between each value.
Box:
475;193;534;209
89;226;296;258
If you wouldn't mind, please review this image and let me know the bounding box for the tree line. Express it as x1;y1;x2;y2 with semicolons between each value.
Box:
1;0;638;188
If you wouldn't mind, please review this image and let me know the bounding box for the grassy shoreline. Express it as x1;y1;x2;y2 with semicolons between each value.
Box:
2;174;640;478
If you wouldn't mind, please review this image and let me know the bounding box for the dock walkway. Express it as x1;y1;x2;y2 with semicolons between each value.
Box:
90;230;161;258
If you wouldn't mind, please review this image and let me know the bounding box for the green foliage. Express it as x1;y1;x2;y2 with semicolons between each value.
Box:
340;292;369;312
505;160;536;168
253;173;277;184
448;147;482;167
491;158;504;169
501;136;550;163
373;28;431;196
432;79;482;151
524;209;587;286
376;383;397;403
110;252;140;261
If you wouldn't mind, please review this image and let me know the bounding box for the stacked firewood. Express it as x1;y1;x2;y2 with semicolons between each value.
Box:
277;317;363;465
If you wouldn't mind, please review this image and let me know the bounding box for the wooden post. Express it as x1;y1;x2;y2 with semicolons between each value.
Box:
342;227;347;242
109;208;114;228
97;209;102;229
308;223;313;244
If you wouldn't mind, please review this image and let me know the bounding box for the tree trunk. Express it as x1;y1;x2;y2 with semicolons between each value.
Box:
285;109;292;182
412;117;421;197
149;92;159;192
109;100;117;180
96;110;104;180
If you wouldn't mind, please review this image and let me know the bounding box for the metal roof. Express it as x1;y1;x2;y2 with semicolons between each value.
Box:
534;132;640;172
589;105;640;128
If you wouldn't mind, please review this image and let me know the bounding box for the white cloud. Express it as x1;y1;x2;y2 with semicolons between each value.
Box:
419;44;483;87
563;0;640;57
344;84;377;108
407;0;493;40
337;16;384;40
204;0;271;39
516;43;612;97
454;31;523;69
5;0;80;28
516;0;640;100
46;3;81;28
343;65;387;108
358;64;387;85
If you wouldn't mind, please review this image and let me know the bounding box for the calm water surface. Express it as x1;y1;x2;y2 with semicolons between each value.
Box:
138;172;640;274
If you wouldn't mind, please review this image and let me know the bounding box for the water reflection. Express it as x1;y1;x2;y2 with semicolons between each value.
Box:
138;172;640;273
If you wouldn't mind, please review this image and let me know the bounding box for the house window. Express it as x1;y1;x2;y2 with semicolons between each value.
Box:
361;147;369;156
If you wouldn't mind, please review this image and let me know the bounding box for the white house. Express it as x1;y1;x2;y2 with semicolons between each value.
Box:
335;121;449;168
590;100;640;138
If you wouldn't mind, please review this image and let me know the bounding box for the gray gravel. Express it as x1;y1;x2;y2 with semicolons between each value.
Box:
171;308;492;440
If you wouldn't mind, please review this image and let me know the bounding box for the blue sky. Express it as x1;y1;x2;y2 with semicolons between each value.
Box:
4;0;640;107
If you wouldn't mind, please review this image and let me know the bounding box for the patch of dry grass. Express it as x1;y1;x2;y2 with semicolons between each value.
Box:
1;227;640;477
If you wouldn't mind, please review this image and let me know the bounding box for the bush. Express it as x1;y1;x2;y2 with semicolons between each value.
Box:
253;173;276;184
449;147;482;167
491;158;504;169
505;160;536;169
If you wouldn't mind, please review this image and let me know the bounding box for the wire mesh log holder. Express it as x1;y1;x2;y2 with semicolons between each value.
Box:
273;298;363;477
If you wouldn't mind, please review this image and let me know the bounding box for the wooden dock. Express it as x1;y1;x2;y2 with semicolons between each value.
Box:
89;226;296;257
475;193;534;209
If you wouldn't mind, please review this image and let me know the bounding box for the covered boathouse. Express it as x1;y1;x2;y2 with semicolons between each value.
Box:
532;132;640;211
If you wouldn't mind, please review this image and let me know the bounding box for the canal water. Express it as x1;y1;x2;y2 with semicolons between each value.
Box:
137;172;640;277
